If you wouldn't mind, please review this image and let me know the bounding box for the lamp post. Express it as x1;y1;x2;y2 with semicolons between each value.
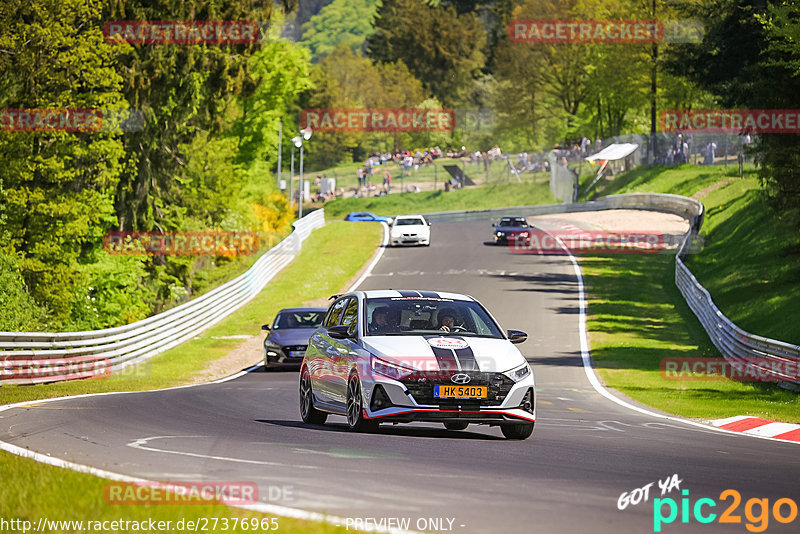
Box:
289;143;295;209
277;121;282;189
293;127;312;218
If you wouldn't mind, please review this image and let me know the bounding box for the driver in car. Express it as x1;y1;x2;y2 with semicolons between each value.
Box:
437;308;461;332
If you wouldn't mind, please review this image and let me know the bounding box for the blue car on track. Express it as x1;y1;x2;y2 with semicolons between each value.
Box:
345;212;392;223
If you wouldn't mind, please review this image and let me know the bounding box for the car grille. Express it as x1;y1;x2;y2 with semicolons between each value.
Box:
400;371;514;407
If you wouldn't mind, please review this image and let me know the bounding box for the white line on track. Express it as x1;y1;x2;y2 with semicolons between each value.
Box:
348;221;389;291
126;436;320;470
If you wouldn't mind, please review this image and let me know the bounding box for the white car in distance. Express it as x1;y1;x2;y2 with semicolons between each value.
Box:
389;215;431;246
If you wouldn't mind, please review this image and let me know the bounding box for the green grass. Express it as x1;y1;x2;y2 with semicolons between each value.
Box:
0;221;382;405
0;450;347;534
581;163;800;421
323;181;557;219
595;163;800;344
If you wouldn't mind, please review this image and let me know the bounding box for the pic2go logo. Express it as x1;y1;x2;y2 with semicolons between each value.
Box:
653;489;799;532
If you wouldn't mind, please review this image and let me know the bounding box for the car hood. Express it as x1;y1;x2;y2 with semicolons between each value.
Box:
267;328;317;346
361;335;525;373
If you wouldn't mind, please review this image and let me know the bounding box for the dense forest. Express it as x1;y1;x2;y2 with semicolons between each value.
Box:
1;0;798;331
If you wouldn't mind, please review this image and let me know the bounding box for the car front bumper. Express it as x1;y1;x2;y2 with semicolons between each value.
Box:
362;373;536;424
264;346;306;367
391;235;429;245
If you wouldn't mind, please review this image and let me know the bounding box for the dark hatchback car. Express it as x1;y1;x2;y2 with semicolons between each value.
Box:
262;307;327;368
492;216;531;245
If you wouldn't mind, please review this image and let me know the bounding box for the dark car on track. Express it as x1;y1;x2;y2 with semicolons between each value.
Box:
492;216;531;245
262;307;327;368
344;211;392;223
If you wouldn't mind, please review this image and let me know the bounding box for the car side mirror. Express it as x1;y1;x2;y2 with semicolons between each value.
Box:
507;329;527;344
261;324;270;331
328;325;354;339
492;223;496;227
387;218;394;225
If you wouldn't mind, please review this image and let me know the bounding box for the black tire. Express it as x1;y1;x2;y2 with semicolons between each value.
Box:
346;373;379;432
444;421;469;431
299;367;327;425
501;422;534;440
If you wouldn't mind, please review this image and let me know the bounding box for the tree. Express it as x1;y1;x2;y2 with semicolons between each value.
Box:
0;0;126;323
366;0;487;106
303;45;428;166
105;0;278;233
301;0;380;60
667;0;800;230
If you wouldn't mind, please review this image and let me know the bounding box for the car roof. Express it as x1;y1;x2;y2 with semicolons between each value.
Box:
351;290;475;301
275;307;328;313
394;214;426;219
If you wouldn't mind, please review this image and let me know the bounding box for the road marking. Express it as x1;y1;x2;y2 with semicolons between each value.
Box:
127;436;320;470
568;407;590;413
349;222;389;290
17;403;92;410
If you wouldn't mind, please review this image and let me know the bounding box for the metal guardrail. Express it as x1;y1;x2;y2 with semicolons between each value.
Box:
0;210;326;384
425;193;800;386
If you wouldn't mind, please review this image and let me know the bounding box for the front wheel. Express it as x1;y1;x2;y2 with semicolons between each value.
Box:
346;373;378;432
501;422;534;440
300;367;327;425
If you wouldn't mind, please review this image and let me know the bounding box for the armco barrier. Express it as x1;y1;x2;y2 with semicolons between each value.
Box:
0;210;325;385
426;193;800;387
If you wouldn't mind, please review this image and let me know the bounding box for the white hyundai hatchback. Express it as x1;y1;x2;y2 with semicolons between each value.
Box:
389;214;431;246
299;290;535;439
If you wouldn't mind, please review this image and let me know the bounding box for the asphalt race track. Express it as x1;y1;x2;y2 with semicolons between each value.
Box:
2;220;799;533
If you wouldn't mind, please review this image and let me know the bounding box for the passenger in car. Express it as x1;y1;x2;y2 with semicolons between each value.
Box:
369;306;394;334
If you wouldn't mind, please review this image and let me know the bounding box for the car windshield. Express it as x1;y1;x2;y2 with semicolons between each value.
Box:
272;311;324;329
395;218;424;226
363;297;504;338
499;218;528;227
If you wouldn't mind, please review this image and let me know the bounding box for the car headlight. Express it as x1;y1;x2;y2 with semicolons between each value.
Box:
264;341;281;355
371;356;415;381
496;231;504;237
503;363;531;382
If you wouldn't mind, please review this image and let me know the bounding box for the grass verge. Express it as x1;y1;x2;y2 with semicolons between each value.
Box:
0;450;346;533
582;164;800;421
324;181;557;219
